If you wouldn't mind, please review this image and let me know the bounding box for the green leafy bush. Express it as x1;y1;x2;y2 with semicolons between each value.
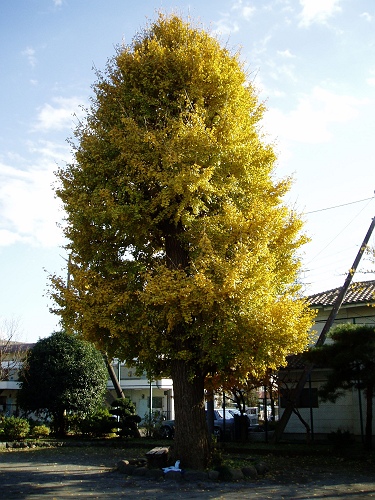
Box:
142;410;165;438
17;331;108;437
328;428;353;451
31;425;50;439
77;408;116;437
1;416;30;441
209;436;223;468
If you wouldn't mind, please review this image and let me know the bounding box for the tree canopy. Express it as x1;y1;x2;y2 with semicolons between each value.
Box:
18;331;108;436
307;323;375;450
50;14;314;467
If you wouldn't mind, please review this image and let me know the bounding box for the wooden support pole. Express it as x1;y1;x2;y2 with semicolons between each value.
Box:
273;217;375;443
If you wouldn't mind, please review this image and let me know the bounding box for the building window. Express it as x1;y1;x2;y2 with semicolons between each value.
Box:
148;396;163;409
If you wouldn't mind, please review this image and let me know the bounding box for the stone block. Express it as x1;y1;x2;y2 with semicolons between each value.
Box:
230;468;245;481
183;470;208;481
255;462;269;475
164;470;183;481
132;466;148;476
242;465;258;479
146;468;164;479
117;461;136;475
208;469;220;480
145;446;169;469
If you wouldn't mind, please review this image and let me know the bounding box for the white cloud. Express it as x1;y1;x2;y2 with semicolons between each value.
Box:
0;229;25;246
212;16;240;36
231;1;256;20
33;97;83;132
360;12;372;22
22;47;37;68
213;1;255;36
242;6;256;20
0;142;69;248
251;34;272;59
268;63;297;83
262;86;365;144
277;49;296;58
299;0;342;27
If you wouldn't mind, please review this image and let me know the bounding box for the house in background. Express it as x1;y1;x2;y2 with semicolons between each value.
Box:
308;280;375;336
0;341;174;421
0;342;34;416
5;281;374;434
106;361;174;421
278;280;375;441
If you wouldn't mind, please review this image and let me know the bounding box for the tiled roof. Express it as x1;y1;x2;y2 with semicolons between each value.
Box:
281;280;375;372
307;280;375;307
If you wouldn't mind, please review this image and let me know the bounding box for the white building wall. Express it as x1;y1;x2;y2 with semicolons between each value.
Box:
284;390;358;435
281;368;374;439
107;361;174;420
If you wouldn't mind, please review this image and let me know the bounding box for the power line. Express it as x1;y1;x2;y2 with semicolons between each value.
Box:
305;196;374;214
306;197;374;265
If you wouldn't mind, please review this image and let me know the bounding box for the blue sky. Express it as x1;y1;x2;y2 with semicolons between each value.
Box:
1;0;374;342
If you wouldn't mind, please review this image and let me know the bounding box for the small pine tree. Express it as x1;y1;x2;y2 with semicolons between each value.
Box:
110;397;141;438
307;324;375;451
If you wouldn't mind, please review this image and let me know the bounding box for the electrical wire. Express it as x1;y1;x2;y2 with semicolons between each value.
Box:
305;196;374;214
305;197;375;265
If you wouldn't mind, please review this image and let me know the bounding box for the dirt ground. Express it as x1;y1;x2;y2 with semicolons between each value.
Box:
1;445;375;499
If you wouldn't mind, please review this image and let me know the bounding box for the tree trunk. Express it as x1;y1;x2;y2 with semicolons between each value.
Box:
53;409;66;437
171;359;210;470
164;225;210;468
365;383;373;451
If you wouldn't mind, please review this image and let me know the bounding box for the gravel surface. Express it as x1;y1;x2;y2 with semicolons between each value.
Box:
1;445;375;499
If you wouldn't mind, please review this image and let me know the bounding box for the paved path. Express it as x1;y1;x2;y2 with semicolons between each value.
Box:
1;446;375;499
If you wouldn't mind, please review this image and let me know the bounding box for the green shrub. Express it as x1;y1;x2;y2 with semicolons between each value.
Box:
64;413;81;435
214;464;233;481
0;416;5;440
142;410;165;438
110;398;141;438
328;428;353;451
209;436;223;468
76;408;116;437
2;416;30;441
31;425;50;439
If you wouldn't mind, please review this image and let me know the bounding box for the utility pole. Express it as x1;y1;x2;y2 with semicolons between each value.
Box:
273;216;375;442
103;353;125;399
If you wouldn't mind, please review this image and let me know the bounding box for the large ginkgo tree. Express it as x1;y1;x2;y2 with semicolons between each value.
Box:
50;14;314;469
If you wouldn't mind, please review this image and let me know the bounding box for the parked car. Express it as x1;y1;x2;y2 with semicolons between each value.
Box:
159;419;175;439
159;409;239;440
228;408;240;417
212;409;238;439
